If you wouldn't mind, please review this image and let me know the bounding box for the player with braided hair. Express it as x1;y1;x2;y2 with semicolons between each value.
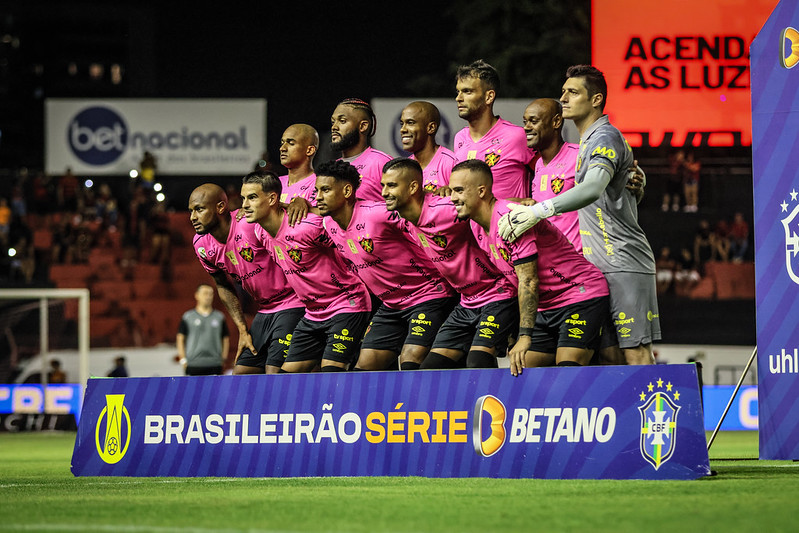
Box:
330;98;393;202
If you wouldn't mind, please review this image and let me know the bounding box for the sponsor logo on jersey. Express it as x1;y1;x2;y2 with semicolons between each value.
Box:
95;394;131;464
638;379;681;470
591;146;616;159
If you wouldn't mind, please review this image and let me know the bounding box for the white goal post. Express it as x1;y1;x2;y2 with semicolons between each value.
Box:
0;288;90;387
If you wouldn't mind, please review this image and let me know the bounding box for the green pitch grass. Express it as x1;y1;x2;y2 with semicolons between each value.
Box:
1;431;797;533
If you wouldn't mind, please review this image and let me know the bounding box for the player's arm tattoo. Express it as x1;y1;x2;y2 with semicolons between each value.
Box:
514;259;539;330
211;271;248;333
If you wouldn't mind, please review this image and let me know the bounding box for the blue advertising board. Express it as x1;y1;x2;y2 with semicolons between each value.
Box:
71;365;710;480
751;0;799;459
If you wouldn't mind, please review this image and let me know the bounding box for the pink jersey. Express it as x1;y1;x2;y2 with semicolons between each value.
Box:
454;118;534;200
532;143;581;250
324;201;455;309
403;194;516;309
411;145;457;192
253;212;371;321
471;199;608;311
193;211;302;313
279;173;317;206
342;147;393;202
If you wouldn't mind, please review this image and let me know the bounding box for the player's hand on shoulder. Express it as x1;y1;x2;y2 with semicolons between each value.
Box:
498;203;540;242
286;197;312;226
436;186;452;198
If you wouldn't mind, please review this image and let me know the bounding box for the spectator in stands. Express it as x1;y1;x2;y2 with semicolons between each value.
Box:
107;356;129;377
139;151;158;188
655;246;676;295
693;220;714;275
48;359;67;383
712;219;731;262
8;232;35;283
662;149;684;212
31;172;55;215
10;183;27;218
57;167;80;212
0;197;11;247
147;202;171;274
729;212;750;263
95;183;119;228
682;151;701;213
674;247;701;297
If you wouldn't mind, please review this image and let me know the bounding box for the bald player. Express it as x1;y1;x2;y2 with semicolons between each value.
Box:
331;98;393;202
399;101;457;194
278;123;319;206
189;184;304;374
523;98;582;250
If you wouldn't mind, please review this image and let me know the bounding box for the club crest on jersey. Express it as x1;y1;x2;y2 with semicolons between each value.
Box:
638;379;681;470
551;177;565;194
424;181;438;192
780;189;799;284
287;248;302;263
485;148;502;168
359;237;374;253
431;234;448;248
498;247;511;262
238;246;254;262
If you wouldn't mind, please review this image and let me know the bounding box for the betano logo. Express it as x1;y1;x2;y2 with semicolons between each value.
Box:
472;395;506;457
95;394;131;464
780;27;799;69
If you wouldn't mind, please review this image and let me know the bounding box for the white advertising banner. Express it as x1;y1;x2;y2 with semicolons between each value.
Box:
371;98;578;157
46;99;266;176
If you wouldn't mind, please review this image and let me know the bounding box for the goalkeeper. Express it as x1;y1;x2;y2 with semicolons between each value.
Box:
499;65;660;366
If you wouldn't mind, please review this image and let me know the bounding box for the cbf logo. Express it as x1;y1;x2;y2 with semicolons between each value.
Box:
637;379;681;470
68;106;128;166
472;394;506;457
95;394;131;464
780;189;799;284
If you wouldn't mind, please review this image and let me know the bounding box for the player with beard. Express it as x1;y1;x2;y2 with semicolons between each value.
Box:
241;171;372;372
453;60;535;200
399;101;457;194
189;184;304;374
330;98;393;202
449;160;610;374
314;160;458;371
382;157;518;369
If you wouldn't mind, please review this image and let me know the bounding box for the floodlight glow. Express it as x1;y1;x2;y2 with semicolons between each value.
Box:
129;169;139;179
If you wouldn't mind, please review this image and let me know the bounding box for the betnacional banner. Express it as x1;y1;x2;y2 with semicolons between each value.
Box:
751;0;799;459
71;365;710;480
371;99;580;158
45;99;266;175
592;0;775;147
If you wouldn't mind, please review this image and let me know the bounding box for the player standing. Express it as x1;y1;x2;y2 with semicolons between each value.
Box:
241;171;372;372
277;123;319;205
382;158;518;369
400;101;457;193
314;160;458;371
331;98;393;202
189;184;304;374
453;59;535;200
449;160;610;374
499;65;660;365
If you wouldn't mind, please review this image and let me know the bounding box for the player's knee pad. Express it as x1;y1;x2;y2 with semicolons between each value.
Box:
557;360;582;367
467;350;497;368
420;352;460;369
